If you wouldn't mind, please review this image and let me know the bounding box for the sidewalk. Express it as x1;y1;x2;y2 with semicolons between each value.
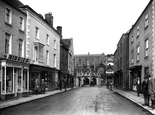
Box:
112;87;155;115
0;87;76;110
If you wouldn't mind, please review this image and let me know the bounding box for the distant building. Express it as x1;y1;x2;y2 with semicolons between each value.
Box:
74;53;107;86
114;33;129;90
63;38;74;87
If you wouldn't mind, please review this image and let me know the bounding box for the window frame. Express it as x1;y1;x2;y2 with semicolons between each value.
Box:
136;26;139;38
46;50;49;65
18;38;24;57
144;14;149;29
5;33;12;54
35;27;39;39
145;38;149;58
53;54;56;67
5;6;12;25
19;16;24;31
136;46;140;62
54;39;56;50
46;34;49;45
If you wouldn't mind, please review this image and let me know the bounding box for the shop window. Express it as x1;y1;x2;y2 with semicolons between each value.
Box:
2;67;5;94
23;70;28;91
17;69;22;92
144;67;149;76
6;67;13;93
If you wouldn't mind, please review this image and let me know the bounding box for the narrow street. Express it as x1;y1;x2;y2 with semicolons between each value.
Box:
0;86;152;115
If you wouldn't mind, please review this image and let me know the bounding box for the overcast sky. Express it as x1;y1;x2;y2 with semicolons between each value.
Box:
20;0;150;55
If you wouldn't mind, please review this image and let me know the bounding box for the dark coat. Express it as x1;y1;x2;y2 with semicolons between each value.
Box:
142;80;149;96
148;78;155;100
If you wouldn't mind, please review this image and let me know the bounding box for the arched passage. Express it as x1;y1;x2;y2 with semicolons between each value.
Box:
84;77;89;85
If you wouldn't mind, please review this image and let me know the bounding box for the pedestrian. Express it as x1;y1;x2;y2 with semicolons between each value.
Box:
148;75;155;109
58;78;62;90
63;77;67;91
106;81;109;89
41;79;46;94
35;77;39;94
142;75;149;106
135;77;141;97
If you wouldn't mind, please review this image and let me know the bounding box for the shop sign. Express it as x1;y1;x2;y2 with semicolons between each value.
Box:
4;54;30;63
6;62;22;68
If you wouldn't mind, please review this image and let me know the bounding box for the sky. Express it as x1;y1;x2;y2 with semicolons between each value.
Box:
20;0;150;55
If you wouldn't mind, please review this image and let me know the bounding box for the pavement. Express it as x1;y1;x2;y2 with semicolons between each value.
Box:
112;87;155;115
0;86;155;114
0;87;76;110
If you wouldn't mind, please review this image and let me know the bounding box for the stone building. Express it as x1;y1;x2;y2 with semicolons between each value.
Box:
0;0;30;100
74;53;106;86
114;33;129;90
129;0;154;91
20;6;61;92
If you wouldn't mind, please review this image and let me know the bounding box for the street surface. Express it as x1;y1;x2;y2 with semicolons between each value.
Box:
0;86;152;115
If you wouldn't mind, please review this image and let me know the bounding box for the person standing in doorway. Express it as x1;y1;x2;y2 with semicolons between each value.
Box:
135;77;141;97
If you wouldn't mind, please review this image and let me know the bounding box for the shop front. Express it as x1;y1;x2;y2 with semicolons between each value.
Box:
29;64;59;94
0;55;30;100
129;65;142;91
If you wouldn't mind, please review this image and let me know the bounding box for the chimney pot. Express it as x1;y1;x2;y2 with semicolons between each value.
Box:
45;12;53;26
57;26;62;35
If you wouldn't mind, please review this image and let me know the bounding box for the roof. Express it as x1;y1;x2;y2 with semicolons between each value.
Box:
19;5;61;38
2;0;26;15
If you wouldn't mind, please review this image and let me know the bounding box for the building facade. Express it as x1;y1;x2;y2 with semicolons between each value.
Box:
74;53;106;86
20;6;61;92
0;0;30;100
63;38;75;87
60;36;69;87
129;0;154;91
114;34;129;90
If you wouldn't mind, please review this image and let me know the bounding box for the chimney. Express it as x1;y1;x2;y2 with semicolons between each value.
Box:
57;26;62;35
45;12;53;26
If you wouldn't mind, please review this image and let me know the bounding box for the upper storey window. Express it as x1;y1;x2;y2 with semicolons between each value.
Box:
145;14;148;29
5;7;12;25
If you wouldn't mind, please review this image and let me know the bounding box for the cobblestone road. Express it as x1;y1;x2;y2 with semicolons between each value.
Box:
0;86;152;115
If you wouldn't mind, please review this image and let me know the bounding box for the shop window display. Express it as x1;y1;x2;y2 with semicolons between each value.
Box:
6;67;13;93
23;70;28;91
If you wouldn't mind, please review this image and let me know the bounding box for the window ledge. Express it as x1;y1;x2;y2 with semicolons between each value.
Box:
5;22;12;27
19;29;25;33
